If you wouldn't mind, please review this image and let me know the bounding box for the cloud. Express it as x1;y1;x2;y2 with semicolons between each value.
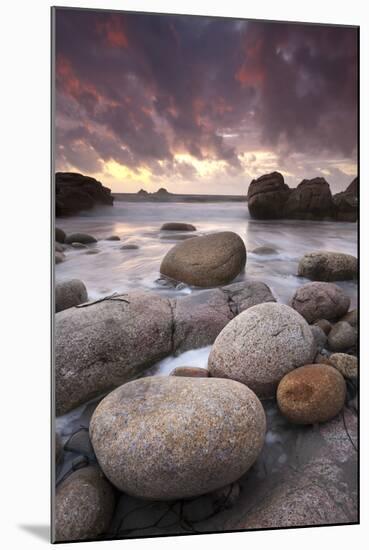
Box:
54;9;358;192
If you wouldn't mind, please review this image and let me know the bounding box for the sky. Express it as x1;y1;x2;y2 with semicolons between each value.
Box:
55;9;358;195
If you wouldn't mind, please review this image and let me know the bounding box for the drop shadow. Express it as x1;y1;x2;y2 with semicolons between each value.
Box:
18;524;50;542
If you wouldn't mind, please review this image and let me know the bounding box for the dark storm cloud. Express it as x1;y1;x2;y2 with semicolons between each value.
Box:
55;8;357;185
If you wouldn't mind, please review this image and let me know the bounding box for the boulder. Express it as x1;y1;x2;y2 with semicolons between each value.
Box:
291;282;350;323
55;227;66;243
55;293;173;415
313;319;332;335
340;309;358;327
55;252;65;264
283;178;334;220
298;251;357;281
65;233;97;244
54;466;115;542
120;244;139;250
170;367;209;377
247;172;290;219
55;282;276;414
71;242;88;249
90;377;266;500
105;235;120;241
161;222;196;231
160;231;246;287
55;172;114;217
251;246;278;255
208;303;315;398
55;279;88;312
327;353;358;379
171;289;233;352
276;364;346;424
310;325;327;351
333;177;358;222
327;321;357;352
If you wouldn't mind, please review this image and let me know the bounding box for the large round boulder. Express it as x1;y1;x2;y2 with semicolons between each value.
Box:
291;282;350;323
90;377;266;500
247;172;291;219
160;231;246;287
276;364;346;424
208;303;315;398
55;279;88;312
54;466;115;542
65;233;97;244
298;251;357;281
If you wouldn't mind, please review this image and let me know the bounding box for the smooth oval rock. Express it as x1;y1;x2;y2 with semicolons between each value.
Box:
170;366;209;377
208;303;315;398
310;325;327;351
54;466;115;542
55;252;65;264
327;353;357;379
251;246;278;255
55;279;88;313
161;222;196;231
340;309;358;327
276;364;346;424
55;227;66;243
298;251;357;281
65;233;97;244
327;321;357;352
121;244;139;250
71;242;88;249
160;231;246;287
291;282;350;323
313;319;332;335
105;235;120;241
90;377;266;500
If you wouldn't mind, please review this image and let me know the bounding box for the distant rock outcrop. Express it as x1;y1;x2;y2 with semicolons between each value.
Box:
247;173;357;222
332;177;358;222
247;172;291;219
55;172;114;217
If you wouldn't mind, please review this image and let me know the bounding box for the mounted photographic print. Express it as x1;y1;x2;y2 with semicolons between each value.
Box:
52;6;359;543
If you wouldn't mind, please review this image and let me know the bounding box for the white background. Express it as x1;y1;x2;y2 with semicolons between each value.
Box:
1;0;367;548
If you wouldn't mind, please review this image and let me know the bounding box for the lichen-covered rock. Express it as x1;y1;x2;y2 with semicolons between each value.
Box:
170;366;209;377
65;233;97;244
247;172;291;219
208;303;315;398
327;321;357;352
161;222;196;231
90;377;266;500
298;251;357;281
160;231;246;287
327;353;358;379
277;364;346;424
291;282;350;323
55;279;88;312
54;466;115;542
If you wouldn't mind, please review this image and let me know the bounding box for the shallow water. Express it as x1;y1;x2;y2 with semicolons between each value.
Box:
55;201;357;307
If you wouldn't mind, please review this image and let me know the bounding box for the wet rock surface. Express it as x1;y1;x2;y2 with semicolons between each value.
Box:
65;232;97;244
160;222;196;231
